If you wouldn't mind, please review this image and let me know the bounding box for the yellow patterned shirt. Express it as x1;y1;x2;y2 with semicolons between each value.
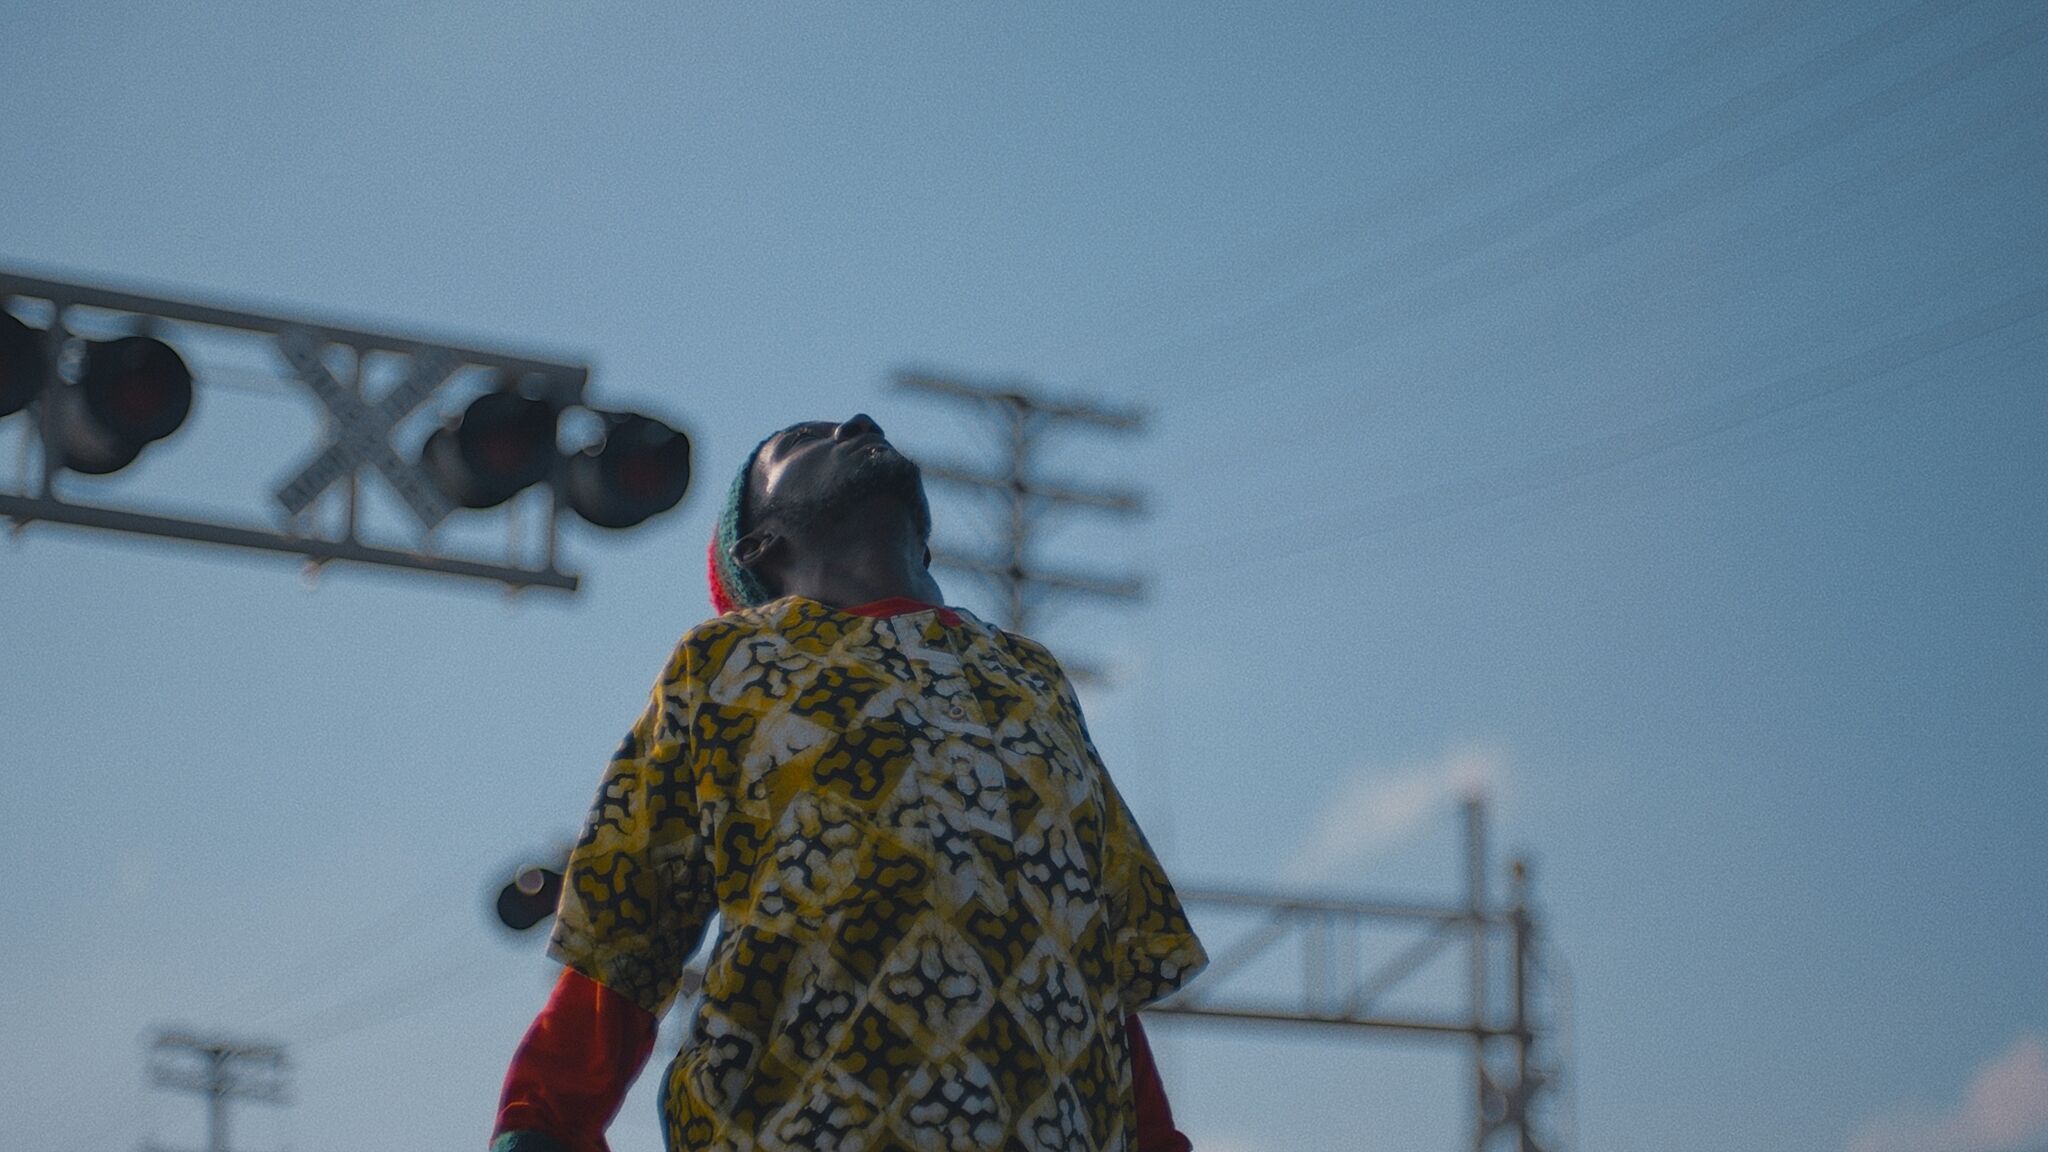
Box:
548;596;1207;1152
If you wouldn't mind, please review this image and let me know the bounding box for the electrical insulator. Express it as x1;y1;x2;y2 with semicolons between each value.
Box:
421;388;560;509
565;412;693;529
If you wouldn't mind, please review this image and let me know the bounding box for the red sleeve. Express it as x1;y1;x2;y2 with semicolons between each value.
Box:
1128;1014;1192;1152
492;968;659;1152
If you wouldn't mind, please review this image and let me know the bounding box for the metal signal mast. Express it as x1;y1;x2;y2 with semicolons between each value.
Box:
1154;797;1572;1152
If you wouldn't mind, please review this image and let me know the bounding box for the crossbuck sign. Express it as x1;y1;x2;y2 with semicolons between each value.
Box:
273;328;457;529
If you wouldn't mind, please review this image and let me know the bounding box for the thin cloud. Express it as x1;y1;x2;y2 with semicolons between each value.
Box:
1845;1034;2048;1152
1286;744;1505;885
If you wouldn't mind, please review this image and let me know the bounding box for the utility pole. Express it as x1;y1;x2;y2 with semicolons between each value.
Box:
141;1030;290;1152
894;370;1147;638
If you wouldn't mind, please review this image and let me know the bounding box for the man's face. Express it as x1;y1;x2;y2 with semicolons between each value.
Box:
747;413;929;539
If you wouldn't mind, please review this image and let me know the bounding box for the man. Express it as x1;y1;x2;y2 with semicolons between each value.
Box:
491;413;1207;1152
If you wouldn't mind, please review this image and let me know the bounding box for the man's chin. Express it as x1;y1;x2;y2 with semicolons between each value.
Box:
843;447;921;494
777;452;927;533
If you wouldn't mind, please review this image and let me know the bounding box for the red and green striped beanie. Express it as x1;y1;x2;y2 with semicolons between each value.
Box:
705;429;782;615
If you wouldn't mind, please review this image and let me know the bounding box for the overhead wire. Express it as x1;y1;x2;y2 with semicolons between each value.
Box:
1113;0;1986;400
1162;282;2048;574
1151;63;2048;545
1282;6;2048;378
177;865;493;1033
268;940;525;1048
1111;11;2048;588
1073;0;1825;365
1457;314;2048;556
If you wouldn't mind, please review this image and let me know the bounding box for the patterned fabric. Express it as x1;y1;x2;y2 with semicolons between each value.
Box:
548;596;1207;1152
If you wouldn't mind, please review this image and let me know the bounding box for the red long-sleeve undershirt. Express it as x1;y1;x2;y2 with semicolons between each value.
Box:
492;968;1190;1152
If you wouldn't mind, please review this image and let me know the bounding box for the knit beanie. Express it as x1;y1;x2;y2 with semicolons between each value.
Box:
706;429;782;615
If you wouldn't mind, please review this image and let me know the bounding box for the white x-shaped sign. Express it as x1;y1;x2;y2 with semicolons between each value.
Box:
274;329;457;529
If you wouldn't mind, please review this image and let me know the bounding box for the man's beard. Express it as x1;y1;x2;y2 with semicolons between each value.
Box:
758;448;932;541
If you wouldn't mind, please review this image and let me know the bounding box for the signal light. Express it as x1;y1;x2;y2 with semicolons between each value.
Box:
52;336;194;475
565;412;693;529
422;388;560;509
494;865;563;931
1;311;47;419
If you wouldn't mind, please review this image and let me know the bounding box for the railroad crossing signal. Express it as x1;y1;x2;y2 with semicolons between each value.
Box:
494;861;566;931
3;307;197;475
61;336;195;473
563;410;694;529
1;266;698;592
422;387;560;511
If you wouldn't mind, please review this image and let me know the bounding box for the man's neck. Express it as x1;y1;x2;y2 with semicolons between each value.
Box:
771;496;944;610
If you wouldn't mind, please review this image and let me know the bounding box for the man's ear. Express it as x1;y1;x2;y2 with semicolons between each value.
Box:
734;528;778;571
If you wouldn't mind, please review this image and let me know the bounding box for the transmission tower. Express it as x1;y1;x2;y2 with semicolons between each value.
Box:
140;1030;290;1152
894;370;1147;638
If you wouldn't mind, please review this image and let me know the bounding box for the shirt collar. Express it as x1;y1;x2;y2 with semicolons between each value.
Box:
843;597;963;627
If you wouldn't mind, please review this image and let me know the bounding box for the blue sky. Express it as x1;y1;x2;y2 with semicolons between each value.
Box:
2;3;2043;1151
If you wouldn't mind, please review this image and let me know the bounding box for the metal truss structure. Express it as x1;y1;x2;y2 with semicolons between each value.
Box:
1;266;589;591
1152;798;1572;1152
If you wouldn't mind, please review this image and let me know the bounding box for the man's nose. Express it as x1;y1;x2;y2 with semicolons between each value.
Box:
835;413;883;441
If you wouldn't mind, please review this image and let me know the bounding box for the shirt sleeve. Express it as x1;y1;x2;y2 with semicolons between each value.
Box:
490;968;659;1152
1023;638;1208;1012
547;641;717;1018
1097;769;1208;1010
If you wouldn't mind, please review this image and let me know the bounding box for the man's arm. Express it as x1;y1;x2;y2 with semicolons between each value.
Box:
1129;1013;1194;1152
493;639;713;1152
491;970;658;1152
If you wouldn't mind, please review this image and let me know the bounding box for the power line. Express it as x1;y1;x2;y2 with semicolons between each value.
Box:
1120;0;1983;398
263;943;518;1048
1166;283;2048;572
1078;0;1825;368
1215;4;2039;404
1160;70;2047;513
1349;8;2048;347
1458;316;2048;557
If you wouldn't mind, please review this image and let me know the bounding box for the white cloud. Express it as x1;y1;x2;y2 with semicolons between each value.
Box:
1846;1034;2048;1152
1284;744;1505;885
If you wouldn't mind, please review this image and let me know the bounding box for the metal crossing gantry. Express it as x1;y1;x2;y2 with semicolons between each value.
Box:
1150;797;1572;1152
2;266;699;592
